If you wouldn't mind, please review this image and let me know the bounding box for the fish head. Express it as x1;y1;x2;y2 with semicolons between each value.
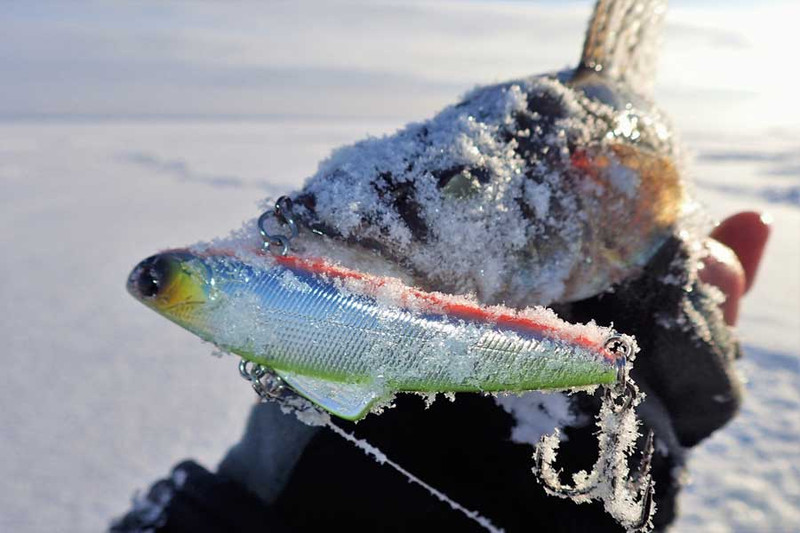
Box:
283;74;685;308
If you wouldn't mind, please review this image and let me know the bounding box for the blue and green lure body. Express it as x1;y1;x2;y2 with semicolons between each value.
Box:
128;250;631;420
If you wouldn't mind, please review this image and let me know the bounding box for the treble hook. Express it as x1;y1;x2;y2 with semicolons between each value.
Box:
624;430;656;531
533;342;656;531
534;425;655;507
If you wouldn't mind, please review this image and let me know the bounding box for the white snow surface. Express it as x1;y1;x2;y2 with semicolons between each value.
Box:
1;1;799;532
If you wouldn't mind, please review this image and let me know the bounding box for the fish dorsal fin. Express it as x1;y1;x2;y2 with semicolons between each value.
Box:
275;370;384;421
576;0;667;95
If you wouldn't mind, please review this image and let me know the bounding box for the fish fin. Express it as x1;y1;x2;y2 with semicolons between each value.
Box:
575;0;667;95
275;370;383;421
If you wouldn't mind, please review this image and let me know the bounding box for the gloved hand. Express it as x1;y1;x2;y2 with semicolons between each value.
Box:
565;211;770;449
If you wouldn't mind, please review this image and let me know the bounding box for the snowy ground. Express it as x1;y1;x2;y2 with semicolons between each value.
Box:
1;1;798;531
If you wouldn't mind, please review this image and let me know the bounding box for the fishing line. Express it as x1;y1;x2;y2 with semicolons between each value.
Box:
324;419;504;533
238;359;502;532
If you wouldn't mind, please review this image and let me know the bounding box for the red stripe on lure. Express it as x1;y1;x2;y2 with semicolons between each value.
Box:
273;254;609;359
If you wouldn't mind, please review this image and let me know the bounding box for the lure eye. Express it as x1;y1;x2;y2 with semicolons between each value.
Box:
127;251;211;310
138;261;164;297
130;255;171;299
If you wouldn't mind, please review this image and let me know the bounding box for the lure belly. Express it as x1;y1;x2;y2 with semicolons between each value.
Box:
127;250;631;420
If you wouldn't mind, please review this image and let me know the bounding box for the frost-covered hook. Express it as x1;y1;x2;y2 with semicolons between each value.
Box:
622;430;656;531
237;358;323;422
238;359;288;401
258;196;299;255
533;367;656;531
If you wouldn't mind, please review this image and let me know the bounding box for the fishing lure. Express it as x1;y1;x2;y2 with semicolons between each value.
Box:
127;245;634;420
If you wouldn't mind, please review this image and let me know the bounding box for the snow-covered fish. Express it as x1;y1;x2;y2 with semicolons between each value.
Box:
127;249;633;420
281;0;684;309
